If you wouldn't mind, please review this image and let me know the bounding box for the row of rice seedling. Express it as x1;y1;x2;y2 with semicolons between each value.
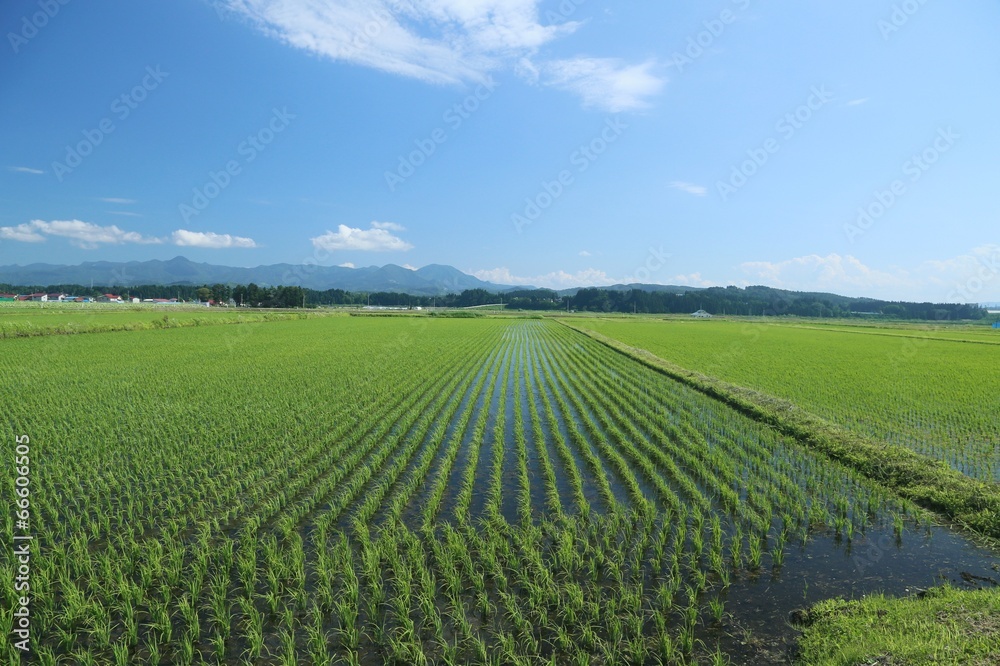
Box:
2;316;929;663
573;318;1000;481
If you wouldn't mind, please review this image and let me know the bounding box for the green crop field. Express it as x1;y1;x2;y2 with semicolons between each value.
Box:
2;315;997;665
571;317;1000;483
0;303;335;339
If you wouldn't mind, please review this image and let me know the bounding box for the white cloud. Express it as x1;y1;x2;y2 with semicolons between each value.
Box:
578;250;591;257
107;211;143;217
739;254;909;296
473;266;618;289
219;1;662;111
667;273;718;288
311;222;413;252
172;229;258;248
0;219;161;249
219;0;570;85
338;262;356;268
98;197;136;204
669;181;707;197
402;263;417;270
0;223;45;243
846;98;868;106
8;166;44;175
737;247;1000;301
371;221;405;231
541;57;663;112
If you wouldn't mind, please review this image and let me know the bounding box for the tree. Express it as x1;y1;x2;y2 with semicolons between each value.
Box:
196;287;213;302
211;283;231;303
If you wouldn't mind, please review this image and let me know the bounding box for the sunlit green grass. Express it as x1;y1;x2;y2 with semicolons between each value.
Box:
797;585;1000;665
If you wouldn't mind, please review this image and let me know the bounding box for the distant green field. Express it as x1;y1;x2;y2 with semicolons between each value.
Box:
570;317;1000;482
0;303;335;338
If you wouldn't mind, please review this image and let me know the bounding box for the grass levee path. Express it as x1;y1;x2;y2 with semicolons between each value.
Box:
795;584;1000;665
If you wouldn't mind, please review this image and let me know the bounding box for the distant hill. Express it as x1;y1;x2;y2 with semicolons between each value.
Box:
0;256;509;296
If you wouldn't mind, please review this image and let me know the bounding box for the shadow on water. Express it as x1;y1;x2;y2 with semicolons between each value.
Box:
702;520;999;664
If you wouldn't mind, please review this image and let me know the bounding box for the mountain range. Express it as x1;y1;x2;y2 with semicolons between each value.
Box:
0;256;713;296
0;256;503;295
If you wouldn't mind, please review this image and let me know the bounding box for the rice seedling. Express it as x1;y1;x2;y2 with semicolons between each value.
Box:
4;315;980;665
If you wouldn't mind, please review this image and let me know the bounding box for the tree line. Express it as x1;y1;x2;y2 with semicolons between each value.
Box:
1;282;988;321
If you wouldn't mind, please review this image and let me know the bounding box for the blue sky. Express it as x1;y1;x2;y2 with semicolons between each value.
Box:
2;0;998;301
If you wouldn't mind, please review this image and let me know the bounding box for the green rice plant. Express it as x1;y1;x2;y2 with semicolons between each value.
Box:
210;631;227;663
110;640;129;666
241;602;265;660
710;644;732;665
748;535;764;571
709;596;726;625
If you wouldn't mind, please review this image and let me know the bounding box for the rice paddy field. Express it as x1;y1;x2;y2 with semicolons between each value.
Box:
570;317;1000;482
2;312;998;664
0;303;328;339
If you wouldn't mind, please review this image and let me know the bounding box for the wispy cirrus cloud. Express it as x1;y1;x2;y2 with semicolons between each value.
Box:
311;221;413;252
97;197;137;204
371;220;405;231
669;181;707;196
217;0;664;111
8;166;44;175
540;57;664;112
